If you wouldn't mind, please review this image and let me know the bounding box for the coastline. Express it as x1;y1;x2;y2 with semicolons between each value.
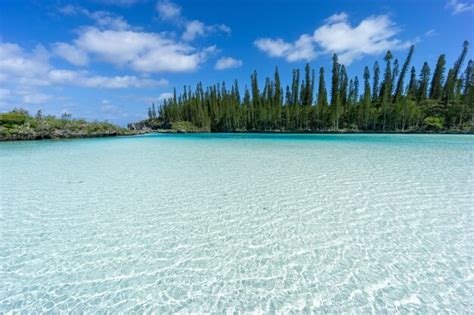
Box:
2;128;473;142
0;130;147;142
150;129;474;135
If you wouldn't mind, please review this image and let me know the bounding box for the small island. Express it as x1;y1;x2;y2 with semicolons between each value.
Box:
0;109;141;141
131;42;473;134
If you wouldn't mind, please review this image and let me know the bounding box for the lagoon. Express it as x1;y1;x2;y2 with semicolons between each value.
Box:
1;134;473;312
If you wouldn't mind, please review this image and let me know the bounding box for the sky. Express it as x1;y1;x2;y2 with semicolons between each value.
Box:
0;0;473;125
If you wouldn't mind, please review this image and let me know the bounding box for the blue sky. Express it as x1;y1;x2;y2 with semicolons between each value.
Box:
1;0;473;125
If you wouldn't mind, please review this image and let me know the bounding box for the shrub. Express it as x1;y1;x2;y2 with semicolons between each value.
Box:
423;116;444;131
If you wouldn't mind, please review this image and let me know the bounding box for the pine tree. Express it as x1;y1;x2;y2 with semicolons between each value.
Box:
303;63;312;106
408;66;418;98
444;41;469;106
331;54;340;129
251;71;260;130
151;103;157;118
429;54;446;99
418;62;431;102
317;67;329;129
372;61;380;101
462;60;474;125
274;66;282;129
392;59;399;96
381;50;393;131
394;45;414;102
361;66;372;129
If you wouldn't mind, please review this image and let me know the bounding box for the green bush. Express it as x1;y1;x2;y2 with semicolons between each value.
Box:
0;112;29;127
423;116;444;130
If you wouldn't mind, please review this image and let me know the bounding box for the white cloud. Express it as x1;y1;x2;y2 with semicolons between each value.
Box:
57;4;218;71
53;43;89;66
182;20;206;41
158;92;173;101
254;38;292;58
325;12;348;23
215;57;243;70
60;27;216;72
287;34;317;62
0;43;49;77
48;70;168;88
217;24;231;34
59;5;132;30
446;0;474;14
314;14;411;64
255;12;411;65
182;21;231;41
156;0;230;41
254;35;316;62
156;0;182;20
0;42;168;89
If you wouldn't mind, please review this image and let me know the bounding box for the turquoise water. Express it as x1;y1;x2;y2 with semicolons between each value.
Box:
1;133;473;313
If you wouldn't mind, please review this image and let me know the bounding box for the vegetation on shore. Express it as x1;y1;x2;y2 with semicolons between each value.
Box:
136;41;473;133
0;109;139;141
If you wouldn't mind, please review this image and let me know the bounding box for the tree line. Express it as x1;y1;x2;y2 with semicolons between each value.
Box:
144;41;473;132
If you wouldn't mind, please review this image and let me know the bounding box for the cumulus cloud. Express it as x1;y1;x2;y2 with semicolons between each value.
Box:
446;0;474;14
325;12;348;23
314;13;412;64
0;42;168;89
254;38;292;58
182;20;206;41
59;5;132;30
49;70;168;88
54;27;216;72
0;43;50;79
155;0;230;41
156;0;182;20
215;57;243;70
255;12;411;64
53;43;89;66
254;34;316;62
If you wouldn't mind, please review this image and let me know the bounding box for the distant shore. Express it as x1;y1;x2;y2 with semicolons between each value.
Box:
149;128;474;135
0;109;145;142
0;130;147;142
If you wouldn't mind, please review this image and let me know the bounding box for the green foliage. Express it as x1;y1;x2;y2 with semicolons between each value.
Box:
0;109;131;140
134;41;473;134
423;116;445;130
0;111;29;127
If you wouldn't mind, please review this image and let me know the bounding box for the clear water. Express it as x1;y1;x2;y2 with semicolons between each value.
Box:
1;133;473;313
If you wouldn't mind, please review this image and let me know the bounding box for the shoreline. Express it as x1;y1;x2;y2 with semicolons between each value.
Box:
0;130;147;142
150;129;474;135
2;129;473;141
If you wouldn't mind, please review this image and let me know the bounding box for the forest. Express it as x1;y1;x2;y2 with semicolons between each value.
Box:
137;41;473;133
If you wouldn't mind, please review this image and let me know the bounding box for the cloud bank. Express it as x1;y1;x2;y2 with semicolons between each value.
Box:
255;13;412;64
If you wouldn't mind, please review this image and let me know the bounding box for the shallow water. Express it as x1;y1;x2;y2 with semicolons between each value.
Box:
1;133;473;313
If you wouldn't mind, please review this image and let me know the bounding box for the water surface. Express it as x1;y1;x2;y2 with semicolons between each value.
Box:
1;134;473;312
